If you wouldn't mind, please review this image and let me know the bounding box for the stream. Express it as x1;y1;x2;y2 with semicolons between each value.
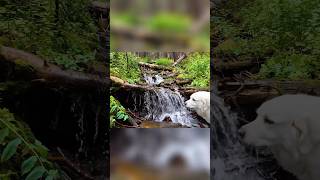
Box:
143;74;201;127
211;93;296;180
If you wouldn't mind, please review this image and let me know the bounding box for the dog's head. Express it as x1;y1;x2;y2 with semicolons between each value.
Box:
239;94;320;156
185;91;210;111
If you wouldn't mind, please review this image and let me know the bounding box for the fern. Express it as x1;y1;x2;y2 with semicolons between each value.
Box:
0;108;59;179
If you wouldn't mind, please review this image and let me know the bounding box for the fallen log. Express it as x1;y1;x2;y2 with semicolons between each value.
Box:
219;80;320;105
0;46;109;90
111;76;208;96
138;62;172;71
172;53;187;66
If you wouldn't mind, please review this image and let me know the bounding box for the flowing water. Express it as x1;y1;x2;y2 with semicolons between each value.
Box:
211;93;273;180
144;74;164;85
140;74;199;127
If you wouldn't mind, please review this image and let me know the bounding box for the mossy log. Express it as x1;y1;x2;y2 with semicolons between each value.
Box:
0;46;109;91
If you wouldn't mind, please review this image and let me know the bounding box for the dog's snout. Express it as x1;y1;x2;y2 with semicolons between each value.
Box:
238;128;246;138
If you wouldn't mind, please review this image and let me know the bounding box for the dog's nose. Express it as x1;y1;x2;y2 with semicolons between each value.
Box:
238;128;246;138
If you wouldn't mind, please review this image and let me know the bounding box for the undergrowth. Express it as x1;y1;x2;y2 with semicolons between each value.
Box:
0;0;98;71
213;0;320;80
177;53;210;87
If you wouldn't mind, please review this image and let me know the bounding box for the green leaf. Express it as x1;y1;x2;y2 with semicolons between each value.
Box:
0;128;9;143
110;106;117;113
34;140;48;157
21;156;38;175
123;115;129;121
45;169;59;180
1;138;21;162
118;114;124;119
25;166;45;180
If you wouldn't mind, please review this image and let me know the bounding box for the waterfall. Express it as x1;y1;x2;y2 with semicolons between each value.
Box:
211;93;274;180
143;87;198;126
141;74;199;127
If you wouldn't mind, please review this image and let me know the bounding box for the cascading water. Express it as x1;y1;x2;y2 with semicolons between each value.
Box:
211;93;276;180
144;74;164;85
142;74;199;127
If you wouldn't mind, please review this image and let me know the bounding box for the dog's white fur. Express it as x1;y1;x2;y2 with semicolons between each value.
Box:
185;91;210;124
240;94;320;180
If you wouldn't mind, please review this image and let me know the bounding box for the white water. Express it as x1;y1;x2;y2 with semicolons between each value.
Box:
143;87;198;126
143;74;164;85
211;93;267;180
142;74;198;127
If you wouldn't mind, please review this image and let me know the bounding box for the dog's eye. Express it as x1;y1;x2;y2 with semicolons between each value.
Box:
264;117;275;124
192;98;196;101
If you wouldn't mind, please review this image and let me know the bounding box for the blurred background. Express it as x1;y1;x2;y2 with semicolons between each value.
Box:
110;129;210;180
110;0;210;51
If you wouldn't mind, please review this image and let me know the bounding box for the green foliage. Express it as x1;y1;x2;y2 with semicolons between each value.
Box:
147;12;192;33
0;0;98;71
0;108;59;179
214;0;320;80
177;53;210;87
155;58;173;66
259;54;319;80
110;96;129;128
110;52;142;84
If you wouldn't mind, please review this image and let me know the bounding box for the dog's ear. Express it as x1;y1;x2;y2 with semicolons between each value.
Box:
292;119;313;154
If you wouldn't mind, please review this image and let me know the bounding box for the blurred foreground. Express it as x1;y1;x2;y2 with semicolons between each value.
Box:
110;129;210;180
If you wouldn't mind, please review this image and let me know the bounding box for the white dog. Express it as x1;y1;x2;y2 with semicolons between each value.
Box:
185;91;210;124
239;94;320;180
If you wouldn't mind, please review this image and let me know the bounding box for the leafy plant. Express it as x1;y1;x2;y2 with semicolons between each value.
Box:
110;52;141;84
155;58;173;66
0;108;59;179
177;53;210;88
110;96;129;128
259;53;319;80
